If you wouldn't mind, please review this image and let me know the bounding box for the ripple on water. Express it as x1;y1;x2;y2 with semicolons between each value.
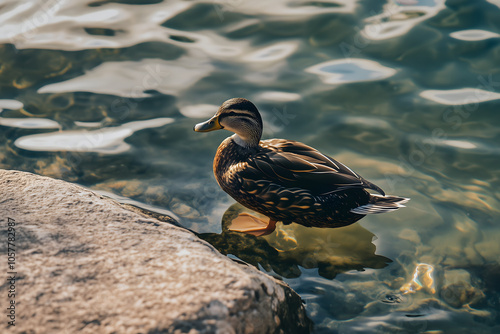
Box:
362;0;446;41
0;99;24;111
179;104;218;119
243;42;298;62
14;118;174;154
486;0;500;9
211;0;357;16
74;121;104;128
409;134;489;152
420;88;500;105
38;58;213;98
306;59;397;85
0;117;60;129
0;0;191;51
254;91;301;102
450;29;500;41
438;139;476;150
1;0;500;333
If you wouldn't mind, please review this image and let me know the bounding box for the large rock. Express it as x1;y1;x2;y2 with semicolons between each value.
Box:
0;169;311;333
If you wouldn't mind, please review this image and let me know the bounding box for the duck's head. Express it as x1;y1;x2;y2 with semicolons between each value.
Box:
194;98;263;147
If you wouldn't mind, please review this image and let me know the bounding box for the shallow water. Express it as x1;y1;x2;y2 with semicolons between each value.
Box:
1;0;500;332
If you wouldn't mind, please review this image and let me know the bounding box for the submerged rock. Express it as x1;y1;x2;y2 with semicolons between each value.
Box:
0;169;311;334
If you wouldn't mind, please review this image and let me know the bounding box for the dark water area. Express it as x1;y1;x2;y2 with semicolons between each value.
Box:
1;0;500;332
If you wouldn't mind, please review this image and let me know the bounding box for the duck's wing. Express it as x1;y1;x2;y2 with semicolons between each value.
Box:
240;139;385;196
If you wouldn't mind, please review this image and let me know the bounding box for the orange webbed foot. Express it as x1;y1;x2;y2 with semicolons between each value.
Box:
228;213;277;237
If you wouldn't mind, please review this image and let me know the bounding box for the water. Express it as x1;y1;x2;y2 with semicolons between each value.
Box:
1;0;500;332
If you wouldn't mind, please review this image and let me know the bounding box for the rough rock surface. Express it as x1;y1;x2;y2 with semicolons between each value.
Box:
0;169;311;334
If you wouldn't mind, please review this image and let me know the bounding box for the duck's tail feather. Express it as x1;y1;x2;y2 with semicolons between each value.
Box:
350;194;410;215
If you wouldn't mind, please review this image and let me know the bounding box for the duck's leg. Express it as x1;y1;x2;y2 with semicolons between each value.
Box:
228;213;277;236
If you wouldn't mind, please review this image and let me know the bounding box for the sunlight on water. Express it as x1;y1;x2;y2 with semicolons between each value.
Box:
486;0;500;8
244;42;298;62
362;0;445;40
0;117;60;129
179;104;219;119
420;88;500;105
450;29;500;41
306;59;397;84
15;118;173;154
440;139;477;150
400;263;436;294
74;121;104;128
212;0;358;16
0;99;24;111
38;58;213;98
255;91;302;102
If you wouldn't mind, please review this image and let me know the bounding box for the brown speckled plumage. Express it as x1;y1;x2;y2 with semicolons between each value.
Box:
214;137;379;227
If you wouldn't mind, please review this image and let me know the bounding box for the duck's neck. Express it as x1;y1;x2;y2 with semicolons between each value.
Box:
231;132;261;148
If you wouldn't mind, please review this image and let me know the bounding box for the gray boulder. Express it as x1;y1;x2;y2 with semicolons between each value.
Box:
0;169;311;333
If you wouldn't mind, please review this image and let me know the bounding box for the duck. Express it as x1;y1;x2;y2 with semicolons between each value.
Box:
194;98;409;236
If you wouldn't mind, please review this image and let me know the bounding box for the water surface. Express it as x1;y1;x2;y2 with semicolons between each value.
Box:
1;0;500;332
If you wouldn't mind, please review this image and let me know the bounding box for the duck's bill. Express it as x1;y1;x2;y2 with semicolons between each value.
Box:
194;116;223;132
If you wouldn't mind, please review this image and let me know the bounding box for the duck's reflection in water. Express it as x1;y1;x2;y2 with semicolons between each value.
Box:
199;203;391;279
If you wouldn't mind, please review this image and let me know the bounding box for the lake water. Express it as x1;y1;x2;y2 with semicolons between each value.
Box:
1;0;500;332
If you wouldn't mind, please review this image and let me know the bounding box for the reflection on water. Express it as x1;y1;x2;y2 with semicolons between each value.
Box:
1;0;500;332
200;203;391;279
